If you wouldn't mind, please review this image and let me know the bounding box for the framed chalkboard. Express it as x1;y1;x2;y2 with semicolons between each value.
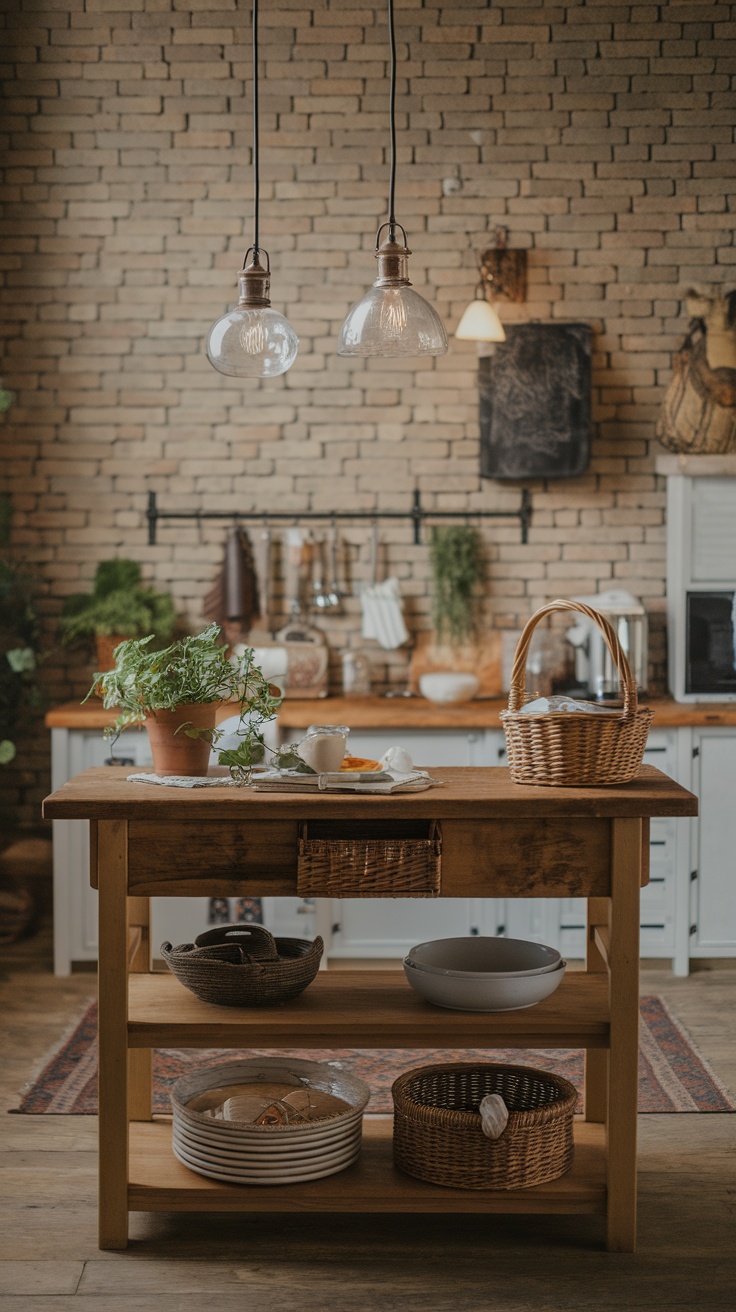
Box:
479;322;591;481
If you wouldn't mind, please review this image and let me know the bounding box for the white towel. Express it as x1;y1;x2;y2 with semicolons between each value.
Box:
361;576;410;650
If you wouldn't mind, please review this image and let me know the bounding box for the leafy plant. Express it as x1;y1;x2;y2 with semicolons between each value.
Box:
429;526;483;647
87;623;282;769
60;559;175;644
0;496;43;768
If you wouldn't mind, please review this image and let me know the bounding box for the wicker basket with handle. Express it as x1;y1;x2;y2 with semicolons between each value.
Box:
297;821;441;898
500;599;653;787
392;1061;577;1191
160;924;324;1008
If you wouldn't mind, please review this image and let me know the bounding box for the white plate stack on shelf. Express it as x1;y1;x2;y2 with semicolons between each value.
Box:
171;1058;371;1186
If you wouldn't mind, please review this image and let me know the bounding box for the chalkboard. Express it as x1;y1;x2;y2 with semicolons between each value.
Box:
479;322;591;481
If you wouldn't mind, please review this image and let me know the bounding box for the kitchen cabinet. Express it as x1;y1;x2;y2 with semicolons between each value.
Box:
690;730;736;956
42;764;697;1252
47;710;732;976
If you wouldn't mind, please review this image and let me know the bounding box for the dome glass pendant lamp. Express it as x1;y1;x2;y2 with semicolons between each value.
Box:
206;0;298;379
338;0;447;358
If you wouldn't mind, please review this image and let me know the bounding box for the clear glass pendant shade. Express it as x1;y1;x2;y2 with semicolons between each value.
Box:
455;296;506;343
206;259;298;379
338;233;447;358
207;306;299;378
339;285;447;358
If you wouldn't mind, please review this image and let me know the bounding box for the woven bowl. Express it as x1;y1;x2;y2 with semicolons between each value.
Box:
161;923;324;1008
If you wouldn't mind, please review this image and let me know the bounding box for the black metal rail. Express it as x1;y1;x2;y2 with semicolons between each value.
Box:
146;488;532;547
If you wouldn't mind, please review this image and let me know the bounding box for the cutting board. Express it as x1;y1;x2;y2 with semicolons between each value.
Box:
409;631;503;698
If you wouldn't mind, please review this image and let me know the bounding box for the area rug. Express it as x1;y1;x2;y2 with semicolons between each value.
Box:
15;995;734;1116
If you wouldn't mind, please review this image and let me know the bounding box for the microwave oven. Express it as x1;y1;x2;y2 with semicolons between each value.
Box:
675;590;736;701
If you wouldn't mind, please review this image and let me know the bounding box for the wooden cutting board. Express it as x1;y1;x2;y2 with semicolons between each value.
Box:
408;631;503;698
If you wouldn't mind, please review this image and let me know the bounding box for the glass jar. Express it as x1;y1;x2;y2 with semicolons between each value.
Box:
342;651;372;697
298;724;350;773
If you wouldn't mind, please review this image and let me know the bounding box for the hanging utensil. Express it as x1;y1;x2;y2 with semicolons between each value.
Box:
310;535;333;611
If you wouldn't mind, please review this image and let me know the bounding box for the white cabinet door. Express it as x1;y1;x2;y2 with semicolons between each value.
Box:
692;731;736;954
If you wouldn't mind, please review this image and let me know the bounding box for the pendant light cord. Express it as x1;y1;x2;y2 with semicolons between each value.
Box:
247;0;260;264
387;0;397;242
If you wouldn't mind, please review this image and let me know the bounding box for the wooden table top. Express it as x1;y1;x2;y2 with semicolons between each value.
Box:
42;764;698;822
44;694;736;731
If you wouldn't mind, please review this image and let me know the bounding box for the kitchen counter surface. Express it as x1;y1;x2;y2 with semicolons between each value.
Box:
45;694;736;731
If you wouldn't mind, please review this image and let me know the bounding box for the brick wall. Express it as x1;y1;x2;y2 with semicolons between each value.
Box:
2;0;735;821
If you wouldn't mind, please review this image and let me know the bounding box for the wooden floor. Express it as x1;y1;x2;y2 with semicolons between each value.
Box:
2;921;736;1310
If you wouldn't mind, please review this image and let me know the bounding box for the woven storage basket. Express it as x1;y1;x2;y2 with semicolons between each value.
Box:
392;1061;577;1191
160;924;323;1007
297;821;441;898
500;599;653;787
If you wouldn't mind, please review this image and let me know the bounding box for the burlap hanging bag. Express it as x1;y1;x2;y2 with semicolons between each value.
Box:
656;325;736;455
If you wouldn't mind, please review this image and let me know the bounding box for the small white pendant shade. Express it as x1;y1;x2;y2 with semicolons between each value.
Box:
454;297;506;343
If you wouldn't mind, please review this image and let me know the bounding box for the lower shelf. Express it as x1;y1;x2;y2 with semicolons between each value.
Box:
128;1117;606;1215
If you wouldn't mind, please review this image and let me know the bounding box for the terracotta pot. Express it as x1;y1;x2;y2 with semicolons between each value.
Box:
144;703;219;777
95;634;128;672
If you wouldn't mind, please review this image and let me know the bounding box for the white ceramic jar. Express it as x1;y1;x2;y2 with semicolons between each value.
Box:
298;724;349;773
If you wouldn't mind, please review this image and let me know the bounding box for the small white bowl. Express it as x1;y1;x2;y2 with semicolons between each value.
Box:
419;672;480;704
403;957;567;1012
406;936;562;979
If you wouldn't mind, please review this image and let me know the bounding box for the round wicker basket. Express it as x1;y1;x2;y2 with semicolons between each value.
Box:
500;599;653;787
392;1061;577;1191
160;924;323;1008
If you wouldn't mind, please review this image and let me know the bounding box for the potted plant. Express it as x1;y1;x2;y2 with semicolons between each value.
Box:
88;622;281;777
0;497;44;778
60;559;176;671
411;526;502;700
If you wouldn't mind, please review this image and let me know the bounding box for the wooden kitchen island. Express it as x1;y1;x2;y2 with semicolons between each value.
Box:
43;765;697;1253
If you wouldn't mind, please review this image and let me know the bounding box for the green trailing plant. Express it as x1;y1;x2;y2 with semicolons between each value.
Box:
60;559;175;644
429;525;483;647
0;495;44;768
86;622;283;773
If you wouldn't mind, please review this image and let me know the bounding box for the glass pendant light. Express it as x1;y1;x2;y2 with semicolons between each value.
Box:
206;0;298;379
338;0;447;358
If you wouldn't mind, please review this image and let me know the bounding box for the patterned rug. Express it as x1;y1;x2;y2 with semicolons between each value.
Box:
15;995;734;1116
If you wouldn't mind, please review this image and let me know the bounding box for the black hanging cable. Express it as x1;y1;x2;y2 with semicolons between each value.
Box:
245;0;260;265
387;0;397;241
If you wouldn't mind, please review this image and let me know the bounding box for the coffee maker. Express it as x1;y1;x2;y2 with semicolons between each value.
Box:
566;590;649;700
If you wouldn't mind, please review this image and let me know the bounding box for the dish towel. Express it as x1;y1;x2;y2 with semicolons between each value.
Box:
361;576;410;650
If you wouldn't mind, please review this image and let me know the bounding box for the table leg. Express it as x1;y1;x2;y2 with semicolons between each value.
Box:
585;896;609;1124
97;819;130;1250
606;818;641;1253
127;895;152;1122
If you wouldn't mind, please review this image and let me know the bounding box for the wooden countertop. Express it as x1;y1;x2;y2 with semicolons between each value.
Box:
45;694;736;731
43;764;697;821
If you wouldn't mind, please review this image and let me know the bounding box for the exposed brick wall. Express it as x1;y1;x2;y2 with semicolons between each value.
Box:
1;0;735;821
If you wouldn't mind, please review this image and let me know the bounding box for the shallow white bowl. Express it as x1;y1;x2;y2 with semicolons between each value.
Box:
418;672;480;704
403;958;566;1012
406;936;562;979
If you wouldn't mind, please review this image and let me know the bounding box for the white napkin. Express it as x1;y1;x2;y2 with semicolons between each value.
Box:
127;772;242;789
361;576;409;650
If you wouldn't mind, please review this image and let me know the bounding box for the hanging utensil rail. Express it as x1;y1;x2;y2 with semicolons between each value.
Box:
146;488;532;547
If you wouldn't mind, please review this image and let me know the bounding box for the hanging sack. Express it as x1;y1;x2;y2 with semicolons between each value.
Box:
657;324;736;455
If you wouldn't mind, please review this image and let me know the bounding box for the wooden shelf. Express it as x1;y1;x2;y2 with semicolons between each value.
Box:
128;969;610;1050
128;1118;606;1215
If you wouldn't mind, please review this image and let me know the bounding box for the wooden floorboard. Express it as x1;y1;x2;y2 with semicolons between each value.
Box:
1;923;735;1307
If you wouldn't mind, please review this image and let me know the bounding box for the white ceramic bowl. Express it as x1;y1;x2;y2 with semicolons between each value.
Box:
418;672;480;704
406;936;562;978
403;957;566;1012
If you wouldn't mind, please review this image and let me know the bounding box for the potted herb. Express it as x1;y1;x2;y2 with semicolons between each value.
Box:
60;559;176;671
88;623;281;777
411;525;501;700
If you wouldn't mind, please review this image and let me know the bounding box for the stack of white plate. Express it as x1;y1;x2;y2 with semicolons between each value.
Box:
403;936;566;1012
171;1057;371;1185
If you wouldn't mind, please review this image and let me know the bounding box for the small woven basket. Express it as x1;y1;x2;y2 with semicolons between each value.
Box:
500;599;653;787
392;1061;577;1191
160;924;324;1008
297;821;441;898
